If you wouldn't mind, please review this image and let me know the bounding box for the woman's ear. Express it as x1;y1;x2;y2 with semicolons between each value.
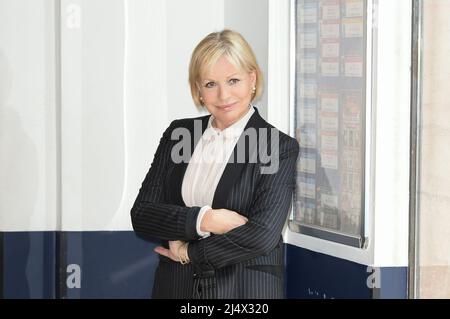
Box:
249;71;256;87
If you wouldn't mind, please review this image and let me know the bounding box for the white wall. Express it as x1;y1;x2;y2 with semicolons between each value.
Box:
2;0;272;231
167;0;224;121
61;0;127;230
58;0;271;231
0;0;57;231
372;0;411;267
61;0;227;231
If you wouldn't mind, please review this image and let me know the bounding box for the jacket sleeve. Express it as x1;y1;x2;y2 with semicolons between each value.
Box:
187;136;299;274
130;120;201;242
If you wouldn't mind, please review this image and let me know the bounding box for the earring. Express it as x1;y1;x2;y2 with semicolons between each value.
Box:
252;87;256;94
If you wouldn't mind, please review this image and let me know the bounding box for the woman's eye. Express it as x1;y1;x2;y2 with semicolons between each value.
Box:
205;82;215;88
229;79;240;85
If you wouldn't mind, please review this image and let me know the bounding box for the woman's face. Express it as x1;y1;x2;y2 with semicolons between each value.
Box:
199;55;256;130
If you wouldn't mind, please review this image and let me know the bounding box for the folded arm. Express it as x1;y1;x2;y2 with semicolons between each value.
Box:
187;137;299;274
130;120;201;242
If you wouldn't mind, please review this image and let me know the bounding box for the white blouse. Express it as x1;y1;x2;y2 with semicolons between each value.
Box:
181;106;255;238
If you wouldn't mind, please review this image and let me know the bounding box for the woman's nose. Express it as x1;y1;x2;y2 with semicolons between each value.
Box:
218;84;230;100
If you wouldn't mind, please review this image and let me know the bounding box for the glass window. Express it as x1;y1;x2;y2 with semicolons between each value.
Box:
289;0;368;247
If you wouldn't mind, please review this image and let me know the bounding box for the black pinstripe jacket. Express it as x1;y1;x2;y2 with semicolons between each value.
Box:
131;107;299;299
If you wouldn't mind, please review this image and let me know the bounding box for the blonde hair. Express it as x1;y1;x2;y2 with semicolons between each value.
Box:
189;29;264;107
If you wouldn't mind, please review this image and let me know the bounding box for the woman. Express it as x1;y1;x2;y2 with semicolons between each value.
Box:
131;29;299;299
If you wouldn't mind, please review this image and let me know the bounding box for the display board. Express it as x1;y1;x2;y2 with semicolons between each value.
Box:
290;0;367;247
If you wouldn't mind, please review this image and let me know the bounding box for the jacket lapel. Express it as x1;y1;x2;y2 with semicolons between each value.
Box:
169;107;265;209
212;107;264;209
169;115;209;206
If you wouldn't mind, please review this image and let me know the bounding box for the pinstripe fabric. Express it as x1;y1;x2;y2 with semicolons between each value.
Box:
131;108;299;299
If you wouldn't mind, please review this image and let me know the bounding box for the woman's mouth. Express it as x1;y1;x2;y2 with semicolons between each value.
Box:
217;102;237;111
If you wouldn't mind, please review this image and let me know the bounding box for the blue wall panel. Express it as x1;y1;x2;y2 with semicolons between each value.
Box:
2;233;407;298
63;231;159;299
286;244;407;299
3;232;56;299
379;267;407;299
286;244;372;299
2;231;161;299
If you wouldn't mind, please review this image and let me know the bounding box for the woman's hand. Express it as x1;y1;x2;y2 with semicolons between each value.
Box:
154;240;188;263
201;209;248;235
